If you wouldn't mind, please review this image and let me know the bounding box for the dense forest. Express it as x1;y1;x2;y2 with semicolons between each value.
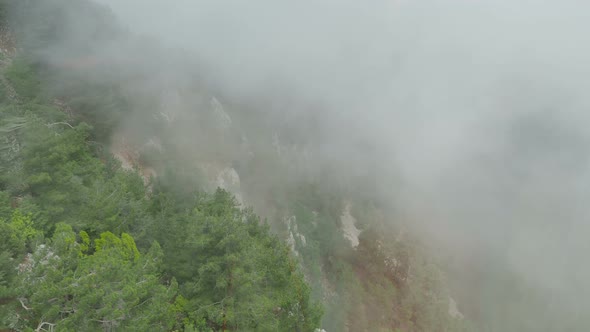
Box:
0;57;321;331
0;56;322;331
0;1;471;331
0;3;322;331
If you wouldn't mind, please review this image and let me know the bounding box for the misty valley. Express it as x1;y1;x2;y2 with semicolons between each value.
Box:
1;1;588;332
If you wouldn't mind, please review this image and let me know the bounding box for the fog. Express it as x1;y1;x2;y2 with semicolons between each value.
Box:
16;0;590;330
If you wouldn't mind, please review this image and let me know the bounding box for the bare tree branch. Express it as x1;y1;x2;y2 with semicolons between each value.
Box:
17;297;32;311
35;321;55;332
47;122;74;129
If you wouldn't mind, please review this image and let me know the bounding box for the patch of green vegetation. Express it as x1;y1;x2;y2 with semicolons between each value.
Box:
0;84;7;104
0;56;322;331
4;58;41;101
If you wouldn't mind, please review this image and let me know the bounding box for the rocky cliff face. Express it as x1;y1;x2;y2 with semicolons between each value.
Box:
341;202;361;248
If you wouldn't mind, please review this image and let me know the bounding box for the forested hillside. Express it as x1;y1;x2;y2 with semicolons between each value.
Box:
0;56;321;331
0;3;323;331
0;1;470;331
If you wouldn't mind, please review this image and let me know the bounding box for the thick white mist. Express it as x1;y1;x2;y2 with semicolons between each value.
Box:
95;0;590;328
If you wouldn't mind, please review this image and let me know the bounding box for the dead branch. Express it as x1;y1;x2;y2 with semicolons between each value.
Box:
17;297;32;311
35;321;55;332
47;122;74;129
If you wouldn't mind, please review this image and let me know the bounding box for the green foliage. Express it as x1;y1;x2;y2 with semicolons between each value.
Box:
4;58;41;101
147;188;322;331
8;226;176;331
0;115;26;173
0;68;150;234
95;231;140;262
78;230;90;254
0;1;6;23
0;209;39;256
0;84;5;104
52;78;129;141
0;51;322;331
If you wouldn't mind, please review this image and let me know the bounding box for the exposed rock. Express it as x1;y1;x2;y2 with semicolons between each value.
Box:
286;230;297;256
139;166;157;185
143;137;163;152
448;297;464;320
285;215;297;254
211;96;232;130
110;134;157;185
111;137;136;171
299;233;307;246
341;202;361;248
284;215;307;256
18;244;58;276
0;26;16;58
214;166;243;205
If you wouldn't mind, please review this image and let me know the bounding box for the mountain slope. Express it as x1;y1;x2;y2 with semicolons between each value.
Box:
1;1;469;331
